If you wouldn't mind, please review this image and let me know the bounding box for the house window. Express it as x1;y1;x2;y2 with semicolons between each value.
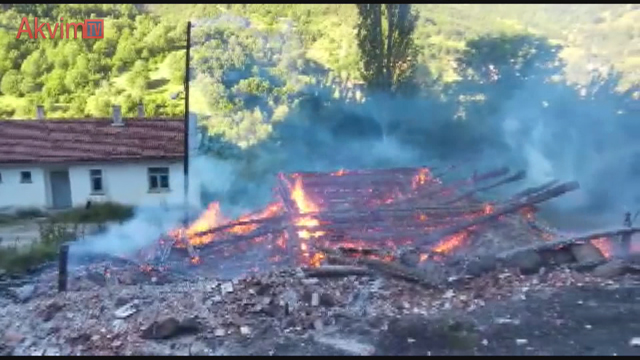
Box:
90;169;104;194
148;167;170;191
20;171;32;184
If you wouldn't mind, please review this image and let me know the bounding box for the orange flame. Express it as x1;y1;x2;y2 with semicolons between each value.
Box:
310;252;325;267
170;202;227;247
169;201;284;249
483;203;494;215
412;168;432;189
229;202;283;235
332;169;347;176
432;232;469;254
289;177;325;257
591;237;612;258
291;177;319;214
520;206;536;221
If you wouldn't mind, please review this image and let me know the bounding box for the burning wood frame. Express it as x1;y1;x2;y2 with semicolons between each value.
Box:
61;165;640;289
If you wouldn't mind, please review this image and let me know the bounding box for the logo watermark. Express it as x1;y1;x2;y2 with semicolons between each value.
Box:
16;17;103;39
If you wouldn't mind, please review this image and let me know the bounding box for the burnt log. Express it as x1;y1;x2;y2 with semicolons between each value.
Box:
290;165;438;179
504;249;544;275
414;181;580;250
570;243;606;263
190;215;286;239
316;246;441;286
509;180;559;201
302;265;374;278
592;259;628;278
404;166;511;203
357;257;445;287
194;222;287;250
497;226;640;260
439;170;527;205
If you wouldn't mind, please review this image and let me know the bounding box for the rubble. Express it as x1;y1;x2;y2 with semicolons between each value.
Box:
12;284;35;303
592;260;628;278
140;317;200;340
313;335;375;356
1;166;637;355
571;243;606;264
0;261;636;355
114;302;138;319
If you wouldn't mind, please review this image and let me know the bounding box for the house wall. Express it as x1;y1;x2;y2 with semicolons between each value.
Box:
0;167;48;209
0;160;201;210
68;160;197;208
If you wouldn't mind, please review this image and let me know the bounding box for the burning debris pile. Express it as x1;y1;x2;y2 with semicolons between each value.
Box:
124;165;640;284
4;165;640;356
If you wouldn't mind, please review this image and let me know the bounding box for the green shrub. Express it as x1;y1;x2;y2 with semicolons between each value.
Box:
50;202;135;224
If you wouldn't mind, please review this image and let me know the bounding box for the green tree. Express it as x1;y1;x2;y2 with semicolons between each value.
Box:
166;50;186;85
355;4;419;93
126;60;150;97
67;94;88;117
20;77;38;94
42;69;68;100
20;50;49;83
0;70;22;96
112;30;139;73
85;85;113;117
65;66;91;93
119;93;138;116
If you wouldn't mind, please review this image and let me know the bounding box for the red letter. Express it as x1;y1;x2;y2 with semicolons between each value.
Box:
66;22;83;39
16;17;33;39
59;18;64;38
33;17;46;39
45;23;58;38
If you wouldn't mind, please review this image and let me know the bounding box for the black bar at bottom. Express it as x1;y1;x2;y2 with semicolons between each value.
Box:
58;244;69;292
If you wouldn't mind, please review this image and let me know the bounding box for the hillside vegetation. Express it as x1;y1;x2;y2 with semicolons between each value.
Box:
0;4;637;126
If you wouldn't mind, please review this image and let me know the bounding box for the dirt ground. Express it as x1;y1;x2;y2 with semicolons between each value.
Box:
4;265;640;356
243;282;640;356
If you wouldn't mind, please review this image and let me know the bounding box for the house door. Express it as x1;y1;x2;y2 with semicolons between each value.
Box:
50;171;72;209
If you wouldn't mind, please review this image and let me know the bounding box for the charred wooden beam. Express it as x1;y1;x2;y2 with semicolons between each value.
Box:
439;170;527;205
408;166;511;202
413;181;580;250
497;226;640;260
302;265;374;277
190;215;286;239
192;221;287;250
290;165;437;178
509;180;559;201
316;246;441;287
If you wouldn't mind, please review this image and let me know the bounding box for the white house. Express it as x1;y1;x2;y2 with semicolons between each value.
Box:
0;105;198;211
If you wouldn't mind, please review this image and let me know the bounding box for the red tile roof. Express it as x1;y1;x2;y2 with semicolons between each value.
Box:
0;118;185;164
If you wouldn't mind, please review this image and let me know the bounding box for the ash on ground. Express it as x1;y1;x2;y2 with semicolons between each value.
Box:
3;265;640;356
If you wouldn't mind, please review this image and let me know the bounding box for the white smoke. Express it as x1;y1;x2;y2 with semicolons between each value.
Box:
69;150;240;261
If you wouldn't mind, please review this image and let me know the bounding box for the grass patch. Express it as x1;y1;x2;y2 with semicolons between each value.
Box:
0;207;46;226
50;202;135;224
0;202;134;274
0;221;76;274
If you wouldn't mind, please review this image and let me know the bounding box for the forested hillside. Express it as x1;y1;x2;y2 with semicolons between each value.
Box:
0;3;638;123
